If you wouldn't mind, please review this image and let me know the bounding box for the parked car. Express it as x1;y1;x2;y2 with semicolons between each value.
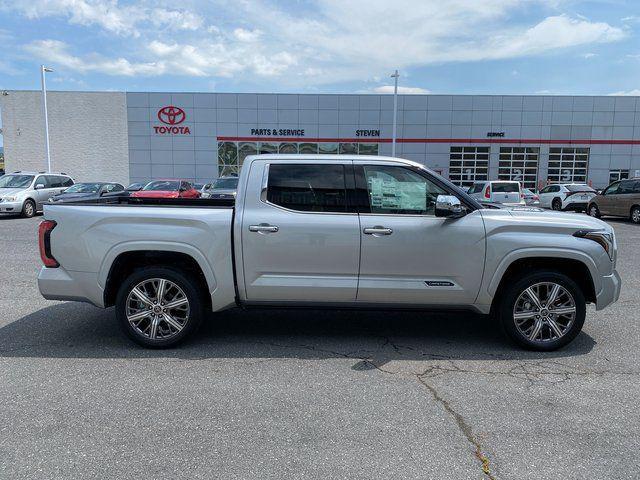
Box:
587;178;640;223
49;182;124;203
522;188;540;206
467;181;524;205
38;155;620;352
202;176;239;200
131;180;201;199
126;182;145;192
0;171;74;217
538;184;596;212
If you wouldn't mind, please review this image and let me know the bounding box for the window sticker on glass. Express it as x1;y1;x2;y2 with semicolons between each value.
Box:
369;177;427;211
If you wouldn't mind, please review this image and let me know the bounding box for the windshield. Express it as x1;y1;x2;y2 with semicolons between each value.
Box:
566;184;595;193
522;188;535;195
193;183;204;190
0;174;34;188
63;183;102;194
492;183;520;193
143;181;180;191
213;177;239;189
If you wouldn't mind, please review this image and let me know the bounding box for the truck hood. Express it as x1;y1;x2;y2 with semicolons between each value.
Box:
480;207;612;233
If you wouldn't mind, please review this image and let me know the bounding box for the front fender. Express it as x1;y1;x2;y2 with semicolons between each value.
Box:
485;247;601;299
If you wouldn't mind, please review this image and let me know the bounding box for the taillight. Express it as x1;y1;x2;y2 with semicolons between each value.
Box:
38;220;59;268
484;186;491;199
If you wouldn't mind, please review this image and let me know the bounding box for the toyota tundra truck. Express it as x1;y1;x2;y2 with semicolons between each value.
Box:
37;155;621;351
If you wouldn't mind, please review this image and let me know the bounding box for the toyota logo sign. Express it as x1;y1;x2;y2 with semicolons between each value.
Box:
157;106;186;125
153;106;191;135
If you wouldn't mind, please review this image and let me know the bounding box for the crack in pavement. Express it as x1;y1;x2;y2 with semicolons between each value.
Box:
416;374;496;480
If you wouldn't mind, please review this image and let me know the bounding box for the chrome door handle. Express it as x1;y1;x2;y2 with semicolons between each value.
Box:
363;226;393;235
249;224;279;233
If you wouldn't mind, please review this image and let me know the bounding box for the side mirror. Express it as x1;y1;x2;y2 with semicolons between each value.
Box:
596;189;603;195
35;183;45;190
435;194;465;218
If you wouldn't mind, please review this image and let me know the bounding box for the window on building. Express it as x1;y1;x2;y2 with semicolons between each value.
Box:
498;147;539;189
238;142;257;164
547;147;589;184
299;143;318;154
339;142;358;155
448;146;489;187
358;143;379;155
216;141;381;178
266;164;347;213
278;143;298;154
609;169;629;183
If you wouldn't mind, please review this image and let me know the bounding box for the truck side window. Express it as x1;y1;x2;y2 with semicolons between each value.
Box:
361;165;447;215
266;164;347;213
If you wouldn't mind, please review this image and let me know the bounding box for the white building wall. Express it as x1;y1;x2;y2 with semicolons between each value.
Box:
0;91;129;185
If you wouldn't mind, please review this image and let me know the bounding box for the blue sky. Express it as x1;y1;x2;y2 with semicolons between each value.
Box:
0;0;638;97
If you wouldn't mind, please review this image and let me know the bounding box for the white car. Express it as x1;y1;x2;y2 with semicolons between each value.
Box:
538;184;596;212
467;181;524;205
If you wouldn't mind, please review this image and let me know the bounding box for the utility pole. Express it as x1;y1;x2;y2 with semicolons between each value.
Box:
41;65;54;172
391;70;399;157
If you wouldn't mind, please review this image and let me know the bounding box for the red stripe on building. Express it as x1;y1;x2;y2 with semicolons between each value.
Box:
217;136;640;145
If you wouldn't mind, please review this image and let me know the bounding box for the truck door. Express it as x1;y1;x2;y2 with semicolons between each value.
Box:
354;163;486;305
240;160;360;303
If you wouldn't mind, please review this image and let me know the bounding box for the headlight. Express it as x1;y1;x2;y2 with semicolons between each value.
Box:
2;196;16;202
574;229;615;260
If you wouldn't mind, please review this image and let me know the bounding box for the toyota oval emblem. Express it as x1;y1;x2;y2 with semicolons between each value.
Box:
157;106;186;125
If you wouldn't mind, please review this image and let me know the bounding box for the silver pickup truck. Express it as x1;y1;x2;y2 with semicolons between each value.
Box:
37;155;621;351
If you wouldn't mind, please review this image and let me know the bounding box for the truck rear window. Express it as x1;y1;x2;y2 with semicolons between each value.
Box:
492;183;520;193
266;164;347;213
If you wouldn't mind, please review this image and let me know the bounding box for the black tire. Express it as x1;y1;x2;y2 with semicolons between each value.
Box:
588;203;601;218
630;206;640;224
551;198;563;211
115;266;205;348
22;199;36;218
497;271;586;351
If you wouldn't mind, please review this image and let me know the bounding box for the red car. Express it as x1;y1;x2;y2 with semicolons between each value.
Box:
131;180;201;199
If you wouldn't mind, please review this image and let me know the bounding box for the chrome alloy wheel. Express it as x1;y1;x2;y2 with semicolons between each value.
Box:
125;278;190;340
513;282;576;343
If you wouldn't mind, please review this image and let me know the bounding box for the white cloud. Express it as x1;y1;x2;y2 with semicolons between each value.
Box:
25;40;160;76
9;0;631;87
609;89;640;96
2;0;203;36
233;28;262;42
581;52;598;59
373;85;431;94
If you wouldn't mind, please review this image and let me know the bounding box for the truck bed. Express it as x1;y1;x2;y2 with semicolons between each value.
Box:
40;200;237;310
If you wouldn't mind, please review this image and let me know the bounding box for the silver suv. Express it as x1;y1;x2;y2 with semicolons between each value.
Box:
0;172;74;217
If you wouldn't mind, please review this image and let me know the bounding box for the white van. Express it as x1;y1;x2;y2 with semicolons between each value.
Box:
467;181;524;205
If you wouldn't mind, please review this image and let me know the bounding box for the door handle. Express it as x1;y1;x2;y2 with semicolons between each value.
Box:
363;226;393;235
249;224;279;233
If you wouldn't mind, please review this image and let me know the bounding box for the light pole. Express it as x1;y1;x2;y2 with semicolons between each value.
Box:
391;70;399;157
40;65;53;172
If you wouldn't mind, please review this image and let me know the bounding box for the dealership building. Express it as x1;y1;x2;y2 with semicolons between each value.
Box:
1;90;639;189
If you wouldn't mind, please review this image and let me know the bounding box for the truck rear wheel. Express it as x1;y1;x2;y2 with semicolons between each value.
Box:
497;271;586;351
115;266;204;348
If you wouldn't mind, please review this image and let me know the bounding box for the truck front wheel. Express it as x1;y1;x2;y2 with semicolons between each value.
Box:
115;266;204;348
497;271;586;351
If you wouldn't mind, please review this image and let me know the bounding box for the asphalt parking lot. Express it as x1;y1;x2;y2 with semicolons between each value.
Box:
0;214;638;479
